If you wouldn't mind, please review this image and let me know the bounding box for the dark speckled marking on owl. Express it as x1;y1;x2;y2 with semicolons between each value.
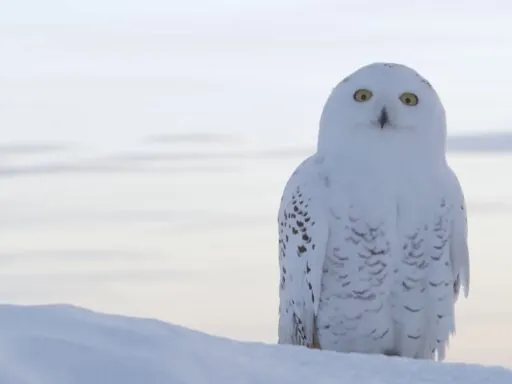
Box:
453;275;461;297
281;187;314;263
329;208;342;220
383;349;400;357
402;281;412;291
420;78;432;88
292;312;307;345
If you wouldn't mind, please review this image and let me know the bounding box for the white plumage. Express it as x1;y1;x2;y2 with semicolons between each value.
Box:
277;62;470;360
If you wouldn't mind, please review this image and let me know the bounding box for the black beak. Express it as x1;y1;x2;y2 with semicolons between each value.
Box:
377;107;389;129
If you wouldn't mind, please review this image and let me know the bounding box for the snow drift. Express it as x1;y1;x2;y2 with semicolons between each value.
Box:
0;304;509;384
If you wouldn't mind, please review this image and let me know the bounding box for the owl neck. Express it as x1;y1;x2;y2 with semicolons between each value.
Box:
316;131;447;174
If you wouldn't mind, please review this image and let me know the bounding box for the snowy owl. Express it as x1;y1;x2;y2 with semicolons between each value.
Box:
277;62;470;361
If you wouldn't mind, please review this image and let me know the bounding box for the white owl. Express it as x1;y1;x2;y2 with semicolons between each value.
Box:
277;62;470;361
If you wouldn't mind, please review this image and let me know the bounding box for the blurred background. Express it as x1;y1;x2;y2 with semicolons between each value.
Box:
1;0;512;367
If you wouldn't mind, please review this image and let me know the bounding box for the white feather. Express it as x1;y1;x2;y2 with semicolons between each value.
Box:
278;155;329;346
448;168;470;300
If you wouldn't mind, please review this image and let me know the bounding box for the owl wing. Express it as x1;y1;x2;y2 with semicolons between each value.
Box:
277;155;329;347
427;169;471;361
447;168;470;301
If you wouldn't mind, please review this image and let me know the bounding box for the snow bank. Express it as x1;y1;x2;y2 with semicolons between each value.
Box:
0;304;509;384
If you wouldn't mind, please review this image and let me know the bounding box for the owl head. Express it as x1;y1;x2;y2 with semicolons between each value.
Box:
317;63;447;164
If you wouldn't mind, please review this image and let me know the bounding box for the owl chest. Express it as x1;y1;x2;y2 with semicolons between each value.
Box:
320;193;451;297
322;214;397;296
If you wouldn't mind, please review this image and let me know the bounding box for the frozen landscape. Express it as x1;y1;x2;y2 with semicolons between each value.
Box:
0;304;511;384
2;0;512;382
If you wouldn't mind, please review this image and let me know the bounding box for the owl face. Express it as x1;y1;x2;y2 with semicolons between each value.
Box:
317;63;447;160
352;87;419;129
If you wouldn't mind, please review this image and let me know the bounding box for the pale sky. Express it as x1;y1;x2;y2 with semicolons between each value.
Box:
1;1;512;152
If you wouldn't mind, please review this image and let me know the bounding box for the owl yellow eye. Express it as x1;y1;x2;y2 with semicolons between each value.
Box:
399;92;419;106
353;89;373;102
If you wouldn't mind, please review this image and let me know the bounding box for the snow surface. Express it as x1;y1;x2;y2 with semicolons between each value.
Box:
0;304;509;384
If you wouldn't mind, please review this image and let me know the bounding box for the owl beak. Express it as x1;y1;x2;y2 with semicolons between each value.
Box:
377;107;389;128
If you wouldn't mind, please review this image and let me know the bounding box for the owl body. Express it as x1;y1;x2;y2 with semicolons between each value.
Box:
314;157;457;359
277;63;469;361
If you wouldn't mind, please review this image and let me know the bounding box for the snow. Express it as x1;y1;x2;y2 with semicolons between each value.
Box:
0;304;509;384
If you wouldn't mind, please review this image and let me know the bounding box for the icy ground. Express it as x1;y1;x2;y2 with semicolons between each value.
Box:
0;305;509;384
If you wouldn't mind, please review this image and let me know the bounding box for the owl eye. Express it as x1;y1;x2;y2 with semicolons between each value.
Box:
399;92;419;106
353;89;373;102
